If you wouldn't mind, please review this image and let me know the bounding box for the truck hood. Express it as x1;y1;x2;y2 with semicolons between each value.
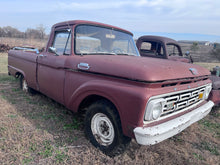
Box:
74;55;210;82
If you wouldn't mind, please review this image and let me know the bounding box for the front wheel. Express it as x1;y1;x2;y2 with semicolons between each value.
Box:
84;100;131;156
91;112;115;146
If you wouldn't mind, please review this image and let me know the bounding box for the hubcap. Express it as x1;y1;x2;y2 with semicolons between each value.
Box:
91;113;114;146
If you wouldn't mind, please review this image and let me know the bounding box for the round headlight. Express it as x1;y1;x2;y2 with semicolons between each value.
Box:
152;102;163;120
145;98;166;121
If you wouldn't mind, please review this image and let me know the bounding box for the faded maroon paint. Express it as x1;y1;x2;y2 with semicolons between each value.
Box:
167;56;191;63
136;35;220;106
63;55;209;82
209;76;220;105
8;51;38;89
8;20;213;138
209;90;220;106
136;35;180;48
210;75;220;90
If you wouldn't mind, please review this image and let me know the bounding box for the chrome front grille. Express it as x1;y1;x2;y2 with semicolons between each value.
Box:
161;86;206;116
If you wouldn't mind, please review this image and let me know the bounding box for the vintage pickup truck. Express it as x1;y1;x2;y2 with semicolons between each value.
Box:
136;35;220;106
8;20;214;156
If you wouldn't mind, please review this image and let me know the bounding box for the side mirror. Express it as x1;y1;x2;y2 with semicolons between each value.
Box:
48;47;59;56
185;51;190;56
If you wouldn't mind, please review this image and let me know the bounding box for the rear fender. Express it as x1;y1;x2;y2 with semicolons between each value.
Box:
8;65;26;79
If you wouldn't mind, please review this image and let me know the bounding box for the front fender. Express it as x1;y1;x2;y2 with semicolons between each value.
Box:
66;79;148;137
67;79;123;113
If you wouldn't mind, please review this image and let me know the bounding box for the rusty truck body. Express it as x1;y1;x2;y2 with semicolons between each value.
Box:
8;21;214;156
136;35;220;106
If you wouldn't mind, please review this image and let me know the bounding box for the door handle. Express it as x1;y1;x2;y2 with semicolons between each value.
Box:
77;63;90;70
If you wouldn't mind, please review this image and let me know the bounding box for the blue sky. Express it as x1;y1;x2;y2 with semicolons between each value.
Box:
0;0;220;42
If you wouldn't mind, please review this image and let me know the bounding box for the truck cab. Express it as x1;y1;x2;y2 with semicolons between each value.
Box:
136;35;192;63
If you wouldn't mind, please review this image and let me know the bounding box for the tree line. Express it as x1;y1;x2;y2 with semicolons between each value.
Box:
0;25;47;39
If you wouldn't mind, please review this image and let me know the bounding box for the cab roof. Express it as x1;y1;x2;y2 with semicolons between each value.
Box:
137;35;179;45
52;20;133;36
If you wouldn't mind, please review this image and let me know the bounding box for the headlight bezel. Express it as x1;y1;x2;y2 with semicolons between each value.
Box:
204;84;212;100
144;98;166;121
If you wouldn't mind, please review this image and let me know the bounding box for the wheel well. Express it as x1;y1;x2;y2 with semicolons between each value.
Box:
15;72;22;78
78;95;119;116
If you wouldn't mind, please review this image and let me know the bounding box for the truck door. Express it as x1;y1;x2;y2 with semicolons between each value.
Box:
37;29;71;104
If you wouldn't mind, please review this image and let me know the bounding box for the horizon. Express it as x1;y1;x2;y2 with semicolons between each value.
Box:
0;0;219;42
1;25;219;43
133;32;220;43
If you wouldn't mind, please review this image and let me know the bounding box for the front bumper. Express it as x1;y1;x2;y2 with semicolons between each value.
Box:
133;100;214;145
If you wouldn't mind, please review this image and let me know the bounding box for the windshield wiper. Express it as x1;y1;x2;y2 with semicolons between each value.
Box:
116;53;137;56
78;52;116;55
79;52;137;56
95;52;116;55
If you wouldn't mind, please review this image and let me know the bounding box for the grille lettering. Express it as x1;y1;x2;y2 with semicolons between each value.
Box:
162;86;206;116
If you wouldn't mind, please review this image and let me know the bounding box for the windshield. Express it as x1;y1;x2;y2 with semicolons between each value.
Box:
75;25;139;56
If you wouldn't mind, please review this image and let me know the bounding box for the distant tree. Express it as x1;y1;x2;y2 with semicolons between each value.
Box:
0;25;47;39
3;26;14;37
36;24;46;39
0;27;3;37
190;42;199;52
25;28;42;39
0;26;24;38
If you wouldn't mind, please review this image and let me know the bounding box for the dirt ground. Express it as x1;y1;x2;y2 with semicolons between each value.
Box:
0;53;220;165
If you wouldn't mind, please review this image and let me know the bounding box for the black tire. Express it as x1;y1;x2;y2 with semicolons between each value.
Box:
84;100;131;157
20;75;35;94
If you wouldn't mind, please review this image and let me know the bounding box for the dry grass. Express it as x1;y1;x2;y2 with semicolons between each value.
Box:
195;62;220;71
0;53;8;73
0;53;219;164
0;37;47;49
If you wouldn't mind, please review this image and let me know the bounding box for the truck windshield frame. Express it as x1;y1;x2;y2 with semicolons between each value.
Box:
74;25;139;56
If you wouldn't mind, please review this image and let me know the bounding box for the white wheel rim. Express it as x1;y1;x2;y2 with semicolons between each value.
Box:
22;79;28;92
91;113;115;146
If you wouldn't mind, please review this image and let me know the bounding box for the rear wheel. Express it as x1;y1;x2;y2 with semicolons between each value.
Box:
20;75;35;94
84;100;131;156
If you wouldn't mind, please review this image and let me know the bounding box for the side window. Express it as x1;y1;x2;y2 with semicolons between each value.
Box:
53;30;71;55
141;42;152;51
167;44;181;56
140;41;164;56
